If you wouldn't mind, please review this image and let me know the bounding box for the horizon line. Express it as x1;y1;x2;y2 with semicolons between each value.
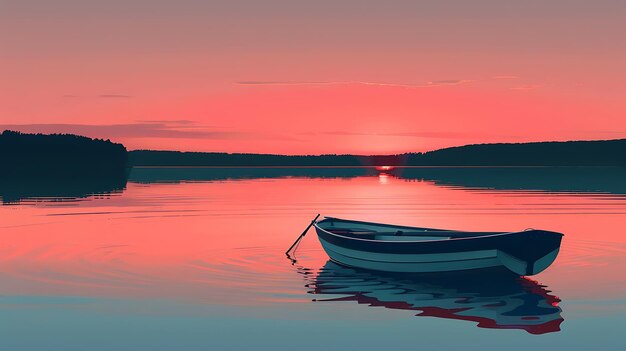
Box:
128;137;626;157
2;129;625;157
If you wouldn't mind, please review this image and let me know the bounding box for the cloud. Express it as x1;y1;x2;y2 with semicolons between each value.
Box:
357;80;473;88
492;75;520;80
301;130;518;139
138;119;198;125
236;81;331;85
236;79;472;88
98;94;134;98
0;122;238;140
429;80;470;85
510;84;541;90
61;94;135;99
0;121;309;144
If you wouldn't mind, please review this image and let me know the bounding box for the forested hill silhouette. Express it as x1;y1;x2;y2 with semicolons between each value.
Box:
0;130;128;177
128;150;396;166
129;139;626;166
2;130;624;169
408;139;626;166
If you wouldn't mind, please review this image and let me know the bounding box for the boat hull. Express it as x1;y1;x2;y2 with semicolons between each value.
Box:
314;219;563;276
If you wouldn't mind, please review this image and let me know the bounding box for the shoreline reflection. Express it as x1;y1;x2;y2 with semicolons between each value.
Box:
4;166;625;204
129;166;626;195
0;174;128;204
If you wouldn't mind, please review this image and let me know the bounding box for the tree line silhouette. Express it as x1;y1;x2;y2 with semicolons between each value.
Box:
0;130;128;177
129;139;626;166
411;139;626;166
128;150;400;166
2;130;625;170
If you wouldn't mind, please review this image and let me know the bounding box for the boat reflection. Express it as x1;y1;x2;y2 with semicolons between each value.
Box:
306;261;563;334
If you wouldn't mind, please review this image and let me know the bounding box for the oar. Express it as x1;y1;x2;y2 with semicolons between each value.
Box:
285;214;320;256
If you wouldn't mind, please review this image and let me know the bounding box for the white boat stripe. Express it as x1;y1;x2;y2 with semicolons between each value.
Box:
374;235;450;241
316;224;521;244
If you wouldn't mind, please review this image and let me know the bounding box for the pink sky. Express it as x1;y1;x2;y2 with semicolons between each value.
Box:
1;1;625;154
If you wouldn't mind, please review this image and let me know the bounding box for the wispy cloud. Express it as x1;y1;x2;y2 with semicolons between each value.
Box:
236;79;472;88
301;130;518;139
0;121;238;140
236;81;331;86
492;75;520;80
138;119;198;125
98;94;134;98
430;80;469;85
510;84;541;91
61;94;135;99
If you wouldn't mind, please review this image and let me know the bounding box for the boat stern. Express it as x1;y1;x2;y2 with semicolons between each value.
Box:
498;230;564;276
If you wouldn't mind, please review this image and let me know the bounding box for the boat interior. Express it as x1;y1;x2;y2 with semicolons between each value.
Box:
316;217;505;241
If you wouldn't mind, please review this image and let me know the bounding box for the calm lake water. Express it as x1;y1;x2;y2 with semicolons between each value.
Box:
1;167;625;350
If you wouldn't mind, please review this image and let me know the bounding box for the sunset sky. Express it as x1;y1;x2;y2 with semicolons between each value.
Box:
1;0;625;154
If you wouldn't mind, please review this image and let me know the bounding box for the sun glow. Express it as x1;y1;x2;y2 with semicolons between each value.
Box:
376;166;394;171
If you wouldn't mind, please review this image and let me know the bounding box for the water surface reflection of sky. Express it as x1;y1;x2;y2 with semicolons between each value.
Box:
1;167;625;350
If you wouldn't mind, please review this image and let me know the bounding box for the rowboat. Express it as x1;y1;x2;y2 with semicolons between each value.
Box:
313;217;563;276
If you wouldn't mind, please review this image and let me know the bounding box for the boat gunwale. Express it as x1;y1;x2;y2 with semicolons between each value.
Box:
314;217;562;245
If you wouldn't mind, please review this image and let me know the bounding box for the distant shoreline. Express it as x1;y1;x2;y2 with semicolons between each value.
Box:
2;130;625;168
129;139;626;167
